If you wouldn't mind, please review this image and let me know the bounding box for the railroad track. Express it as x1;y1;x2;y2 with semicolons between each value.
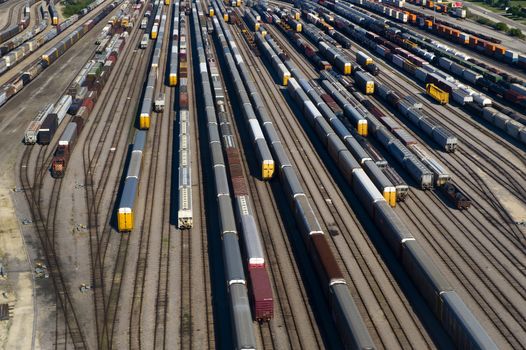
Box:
264;23;446;348
342;38;526;201
365;78;526;253
357;50;526;234
188;24;215;347
80;12;149;348
238;23;434;348
229;25;320;349
179;18;194;349
126;45;163;350
19;146;87;349
368;66;526;252
152;7;176;348
400;193;526;348
0;0;22;34
334;37;526;348
128;106;161;350
128;6;176;349
153;57;173;350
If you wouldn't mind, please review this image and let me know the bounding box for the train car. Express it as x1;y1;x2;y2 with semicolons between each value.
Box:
151;24;158;39
249;268;273;321
49;3;59;26
139;76;154;129
354;71;375;95
330;284;376;350
24;103;54;144
117;131;146;232
117;178;138;231
426;83;449;104
140;33;148;49
318;42;352;75
38;112;58;145
442;182;471;210
356;51;373;66
440;291;498;349
286;17;302;32
51;123;78;178
178;110;193;228
229;284;256;349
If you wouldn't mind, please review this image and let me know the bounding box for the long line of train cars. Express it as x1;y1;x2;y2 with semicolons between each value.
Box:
0;0;121;108
50;4;136;178
169;1;180;86
203;2;274;322
173;3;194;229
117;0;164;232
138;2;164;129
213;1;377;348
257;5;497;348
209;5;276;181
193;5;258;348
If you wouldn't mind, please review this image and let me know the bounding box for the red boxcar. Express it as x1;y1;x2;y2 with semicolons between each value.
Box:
250;268;273;322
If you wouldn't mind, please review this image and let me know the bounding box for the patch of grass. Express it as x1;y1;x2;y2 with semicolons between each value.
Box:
470;12;525;37
471;1;505;13
61;0;94;18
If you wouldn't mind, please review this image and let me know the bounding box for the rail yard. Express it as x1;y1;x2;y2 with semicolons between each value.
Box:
0;0;525;348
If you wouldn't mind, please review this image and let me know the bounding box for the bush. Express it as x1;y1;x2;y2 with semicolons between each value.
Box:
494;22;509;31
476;16;493;25
508;28;525;38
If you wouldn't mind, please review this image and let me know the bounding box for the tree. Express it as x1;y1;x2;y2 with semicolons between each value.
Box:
508;28;524;37
495;22;509;30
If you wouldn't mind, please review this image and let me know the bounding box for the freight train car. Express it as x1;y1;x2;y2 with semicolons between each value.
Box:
426;83;449;104
354;71;375;95
49;2;59;25
51;123;77;178
117;131;146;231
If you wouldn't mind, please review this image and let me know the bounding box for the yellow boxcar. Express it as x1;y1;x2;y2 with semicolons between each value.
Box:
383;187;397;207
169;73;177;86
151;30;158;39
165;0;170;4
343;63;352;75
139;114;150;129
223;13;229;22
262;160;274;180
52;17;58;25
296;23;302;32
365;81;374;95
283;72;290;86
426;83;449;104
117;208;133;232
357;120;368;136
209;8;214;16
